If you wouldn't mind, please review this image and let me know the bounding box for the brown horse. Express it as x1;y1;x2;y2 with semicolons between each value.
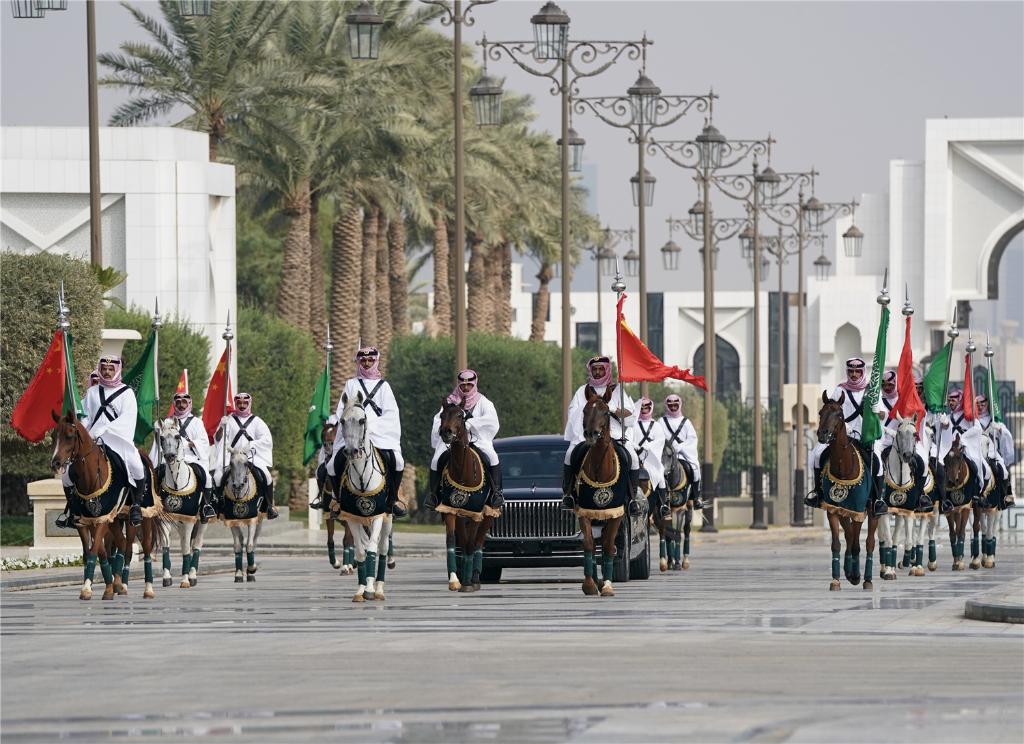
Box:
817;392;877;591
50;411;135;600
574;386;625;597
313;418;346;570
436;398;498;592
106;450;162;597
942;434;973;571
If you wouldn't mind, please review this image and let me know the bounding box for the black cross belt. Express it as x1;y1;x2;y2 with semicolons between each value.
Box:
231;414;255;448
844;391;865;423
662;417;688;444
89;385;129;427
638;422;655;447
358;380;384;417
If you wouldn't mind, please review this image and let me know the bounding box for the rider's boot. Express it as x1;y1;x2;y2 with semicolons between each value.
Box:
871;476;887;517
388;467;408;518
561;464;576;510
129;482;144;528
56;486;77;529
200;488;216;523
264;478;279;520
628;470;644;515
804;467;823;508
657;488;670;519
690;480;705;510
424;469;439;510
488;464;504;510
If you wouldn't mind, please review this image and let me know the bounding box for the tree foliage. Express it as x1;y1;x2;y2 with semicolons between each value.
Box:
0;254;104;481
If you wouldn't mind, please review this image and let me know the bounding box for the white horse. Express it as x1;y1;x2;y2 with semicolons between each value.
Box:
880;417;929;578
974;433;1003;569
223;446;264;583
154;419;210;589
338;393;393;602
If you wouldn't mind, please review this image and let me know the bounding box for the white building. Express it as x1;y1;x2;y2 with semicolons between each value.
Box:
1;126;236;372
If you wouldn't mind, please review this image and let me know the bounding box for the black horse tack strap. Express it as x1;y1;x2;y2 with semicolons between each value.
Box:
637;421;656;447
230;415;256;448
662;417;689;444
844;391;865;423
950;413;967;435
89;386;129;427
358;380;385;416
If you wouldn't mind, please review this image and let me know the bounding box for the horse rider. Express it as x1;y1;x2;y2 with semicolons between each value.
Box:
660;394;703;508
976;394;1014;503
930;388;986;509
213;392;279;519
633;397;667;516
426;369;503;509
149;392;216;523
806;357;885;514
562;355;639;509
57;356;145;529
327;346;406;517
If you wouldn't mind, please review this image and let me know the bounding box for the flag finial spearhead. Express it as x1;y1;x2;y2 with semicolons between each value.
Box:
56;284;71;332
966;327;976;355
985;333;994;359
222;311;234;342
876;268;890;306
901;283;913;317
152;297;163;331
611;260;626;294
324;323;333;353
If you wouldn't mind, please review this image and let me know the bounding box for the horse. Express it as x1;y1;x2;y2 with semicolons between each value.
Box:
337;392;393;601
879;416;931;579
660;441;693;571
435;398;500;593
941;434;977;571
816;391;875;591
104;448;163;597
153;418;211;588
568;386;630;597
221;446;265;583
50;411;144;600
312;418;347;571
971;433;1005;569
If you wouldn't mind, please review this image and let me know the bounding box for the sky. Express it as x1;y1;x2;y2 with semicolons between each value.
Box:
2;0;1022;316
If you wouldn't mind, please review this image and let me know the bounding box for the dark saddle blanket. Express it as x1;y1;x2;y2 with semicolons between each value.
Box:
338;447;390;520
437;445;492;515
881;447;930;513
71;444;130;520
571;440;631;513
157;462;205;516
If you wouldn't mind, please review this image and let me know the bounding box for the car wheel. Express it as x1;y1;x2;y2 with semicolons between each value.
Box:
613;519;631;583
629;527;651;580
479;565;502;583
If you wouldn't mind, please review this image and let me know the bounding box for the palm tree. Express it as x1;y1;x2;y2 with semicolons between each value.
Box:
99;0;289;161
387;218;410;336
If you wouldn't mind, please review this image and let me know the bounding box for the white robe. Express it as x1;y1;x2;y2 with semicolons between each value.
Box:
63;383;145;486
811;386;878;472
328;378;404;475
633;418;667;489
932;411;985;489
980;414;1016;467
213;413;273;483
149;414;211;483
563;384;639;469
430;394;500;469
659;415;701;482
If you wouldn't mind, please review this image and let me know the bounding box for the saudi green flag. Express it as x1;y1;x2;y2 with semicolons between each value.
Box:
62;332;86;420
861;305;890;445
986;366;1003;423
922;341;952;413
303;364;332;465
123;332;158;444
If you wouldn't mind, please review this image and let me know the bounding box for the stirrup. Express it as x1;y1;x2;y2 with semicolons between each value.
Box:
489;490;505;510
561;495;576;510
55;511;71;529
628;498;644;516
872;499;888;517
391;502;408;518
804;491;821;508
309;495;324;510
129;504;143;528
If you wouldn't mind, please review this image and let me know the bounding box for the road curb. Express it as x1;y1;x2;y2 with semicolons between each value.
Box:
964;598;1024;624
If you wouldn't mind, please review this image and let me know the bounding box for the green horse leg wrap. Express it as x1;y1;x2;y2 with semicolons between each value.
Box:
659;540;667;559
121;564;130;583
916;545;924;566
880;546;889;568
365;552;377;581
446;547;457;575
843;551;853;577
928;540;936;563
376;554;387;582
144;558;154;584
462;553;473;583
683;535;690;557
602;556;614;584
864;553;873;581
992;536;997;557
246;551;255;568
345;546;355;565
327;541;337;565
162;547;171;572
473;549;483;575
583;551;595;580
191;549;201;573
85;555;98;582
971;536;979;559
901;548;911;567
111;550;124;578
356;560;367;585
831;550;841;580
388;535;394;558
100;558;113;585
234;552;243;572
181;555;191;576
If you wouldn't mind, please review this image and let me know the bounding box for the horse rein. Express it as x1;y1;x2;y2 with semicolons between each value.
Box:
59;423;103;491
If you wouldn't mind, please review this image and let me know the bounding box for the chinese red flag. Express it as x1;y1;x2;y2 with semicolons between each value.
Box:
889;316;926;433
962;351;975;421
166;368;189;417
616;294;707;390
202;350;232;444
10;331;67;442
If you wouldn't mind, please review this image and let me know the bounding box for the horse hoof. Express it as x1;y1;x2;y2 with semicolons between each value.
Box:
79;589;92;601
116;584;128;596
247;566;258;575
387;558;396;569
927;562;937;572
448;580;462;592
162;578;172;587
143;586;155;599
363;591;375;600
234;575;244;583
246;574;256;582
374;591;385;601
682;558;690;570
331;561;341;570
849;575;861;586
984;559;995;569
914;566;926;577
473;582;481;591
659;559;668;572
863;580;873;591
582;578;599;596
102;587;115;600
352;593;366;603
189;577;197;587
599;581;615;597
459;584;475;593
969;559;981;570
829;580;841;591
179;580;190;589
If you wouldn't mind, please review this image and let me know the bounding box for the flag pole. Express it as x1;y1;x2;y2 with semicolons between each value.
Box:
324;322;333;408
152;298;162;428
941;305;959;404
57;282;76;419
965;327;976;419
985;333;997;422
221;311;234;472
611;261;627;445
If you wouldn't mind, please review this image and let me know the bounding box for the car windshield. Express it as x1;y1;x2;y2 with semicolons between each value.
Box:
495;446;564;489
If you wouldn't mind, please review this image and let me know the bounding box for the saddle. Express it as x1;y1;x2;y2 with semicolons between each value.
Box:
437;445;492;495
569;439;632;482
571;440;631;518
71;444;131;522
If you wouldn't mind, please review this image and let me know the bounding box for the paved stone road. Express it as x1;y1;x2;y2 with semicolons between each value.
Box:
2;531;1022;743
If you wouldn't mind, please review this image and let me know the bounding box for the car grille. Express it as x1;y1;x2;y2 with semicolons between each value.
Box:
490;499;580;539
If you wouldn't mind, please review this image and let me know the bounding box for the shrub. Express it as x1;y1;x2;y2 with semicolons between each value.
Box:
388;333;595;468
236;305;319;504
105;306;212;425
0;253;104;493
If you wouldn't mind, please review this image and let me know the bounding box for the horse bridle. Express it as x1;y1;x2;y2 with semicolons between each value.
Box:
819;403;844;444
343;409;382;492
57;422;103;490
440;404;468;447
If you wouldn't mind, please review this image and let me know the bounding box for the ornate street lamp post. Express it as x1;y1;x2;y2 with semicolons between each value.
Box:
760;183;860;525
481;13;651;426
588;227;633;354
650;130;772;530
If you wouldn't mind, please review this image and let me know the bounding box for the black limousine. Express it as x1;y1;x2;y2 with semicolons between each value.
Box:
481;435;651;583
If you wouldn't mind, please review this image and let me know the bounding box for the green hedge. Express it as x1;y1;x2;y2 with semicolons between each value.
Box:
624;381;730;480
105;306;212;430
388;333;594;468
237;305;319;503
1;253;104;481
718;396;777;477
